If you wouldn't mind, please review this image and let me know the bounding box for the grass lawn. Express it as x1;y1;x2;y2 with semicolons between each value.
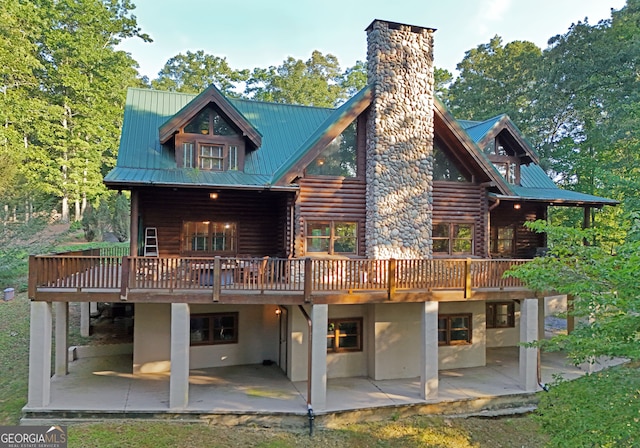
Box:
0;292;549;447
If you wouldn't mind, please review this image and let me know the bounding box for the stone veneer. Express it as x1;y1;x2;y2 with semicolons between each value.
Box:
365;20;435;259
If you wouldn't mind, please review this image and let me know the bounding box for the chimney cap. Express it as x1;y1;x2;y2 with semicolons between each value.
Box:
365;19;437;34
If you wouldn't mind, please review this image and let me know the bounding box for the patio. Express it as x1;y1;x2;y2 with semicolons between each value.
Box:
21;346;625;426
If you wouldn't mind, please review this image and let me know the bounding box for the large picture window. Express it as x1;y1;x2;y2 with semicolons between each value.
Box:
433;223;473;255
327;318;362;352
306;121;357;177
182;221;237;254
438;314;472;346
306;221;357;254
486;302;515;328
190;312;238;345
433;143;467;182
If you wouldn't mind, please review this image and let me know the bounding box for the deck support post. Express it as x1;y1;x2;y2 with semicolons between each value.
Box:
169;303;190;409
310;304;328;410
538;295;546;341
54;301;69;376
519;297;539;392
27;301;52;407
420;301;439;399
80;302;90;337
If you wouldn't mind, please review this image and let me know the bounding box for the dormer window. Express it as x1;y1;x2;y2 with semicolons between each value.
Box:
175;106;245;171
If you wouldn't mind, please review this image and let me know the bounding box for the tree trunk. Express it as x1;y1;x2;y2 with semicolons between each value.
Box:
61;196;69;223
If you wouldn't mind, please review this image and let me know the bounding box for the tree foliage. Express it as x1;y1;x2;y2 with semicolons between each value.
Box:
508;221;640;364
245;50;345;107
0;0;148;223
448;36;542;138
151;50;247;96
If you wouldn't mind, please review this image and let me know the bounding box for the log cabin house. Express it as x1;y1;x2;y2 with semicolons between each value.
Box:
26;19;616;413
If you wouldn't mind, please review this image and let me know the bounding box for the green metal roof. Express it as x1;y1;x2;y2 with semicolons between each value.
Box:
459;116;505;143
106;86;616;206
105;88;333;188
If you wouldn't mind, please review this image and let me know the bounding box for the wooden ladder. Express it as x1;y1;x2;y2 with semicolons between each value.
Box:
143;227;159;256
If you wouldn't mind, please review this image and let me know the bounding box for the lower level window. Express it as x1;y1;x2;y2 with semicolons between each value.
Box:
433;223;473;255
190;312;238;345
327;318;362;352
438;314;472;345
486;302;515;328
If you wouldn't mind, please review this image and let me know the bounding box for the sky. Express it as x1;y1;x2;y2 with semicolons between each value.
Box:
118;0;627;80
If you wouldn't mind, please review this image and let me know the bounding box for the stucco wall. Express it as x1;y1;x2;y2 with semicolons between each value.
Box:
132;303;280;374
438;301;486;369
486;301;521;348
189;304;279;370
370;302;423;380
289;305;310;382
327;304;368;378
133;303;171;374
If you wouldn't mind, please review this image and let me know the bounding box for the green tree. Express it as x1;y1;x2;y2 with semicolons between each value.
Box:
23;0;149;222
448;36;542;138
245;50;345;107
535;1;640;240
508;220;640;447
151;50;248;96
340;60;368;99
433;67;454;105
509;221;640;363
0;0;45;200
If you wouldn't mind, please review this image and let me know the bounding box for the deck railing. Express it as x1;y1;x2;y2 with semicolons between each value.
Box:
29;255;527;300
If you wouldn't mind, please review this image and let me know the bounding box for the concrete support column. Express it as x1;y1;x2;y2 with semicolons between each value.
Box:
169;303;190;409
80;302;90;337
420;301;439;399
519;298;539;392
310;304;328;410
54;302;69;376
27;302;53;407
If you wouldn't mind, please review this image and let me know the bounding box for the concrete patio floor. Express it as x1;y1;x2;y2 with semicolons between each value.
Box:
21;347;625;426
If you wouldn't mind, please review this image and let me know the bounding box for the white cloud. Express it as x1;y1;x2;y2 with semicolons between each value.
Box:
476;0;513;34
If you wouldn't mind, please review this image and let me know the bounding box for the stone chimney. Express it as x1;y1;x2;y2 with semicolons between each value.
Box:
365;20;436;259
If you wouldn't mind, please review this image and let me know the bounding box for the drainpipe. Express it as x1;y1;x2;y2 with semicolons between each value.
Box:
297;305;314;436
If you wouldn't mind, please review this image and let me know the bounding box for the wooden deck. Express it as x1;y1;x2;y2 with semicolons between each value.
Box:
28;251;531;304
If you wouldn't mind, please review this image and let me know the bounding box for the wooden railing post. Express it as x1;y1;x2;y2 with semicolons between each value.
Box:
464;258;472;299
388;258;397;300
120;257;130;301
28;255;37;300
303;258;312;302
213;256;221;302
